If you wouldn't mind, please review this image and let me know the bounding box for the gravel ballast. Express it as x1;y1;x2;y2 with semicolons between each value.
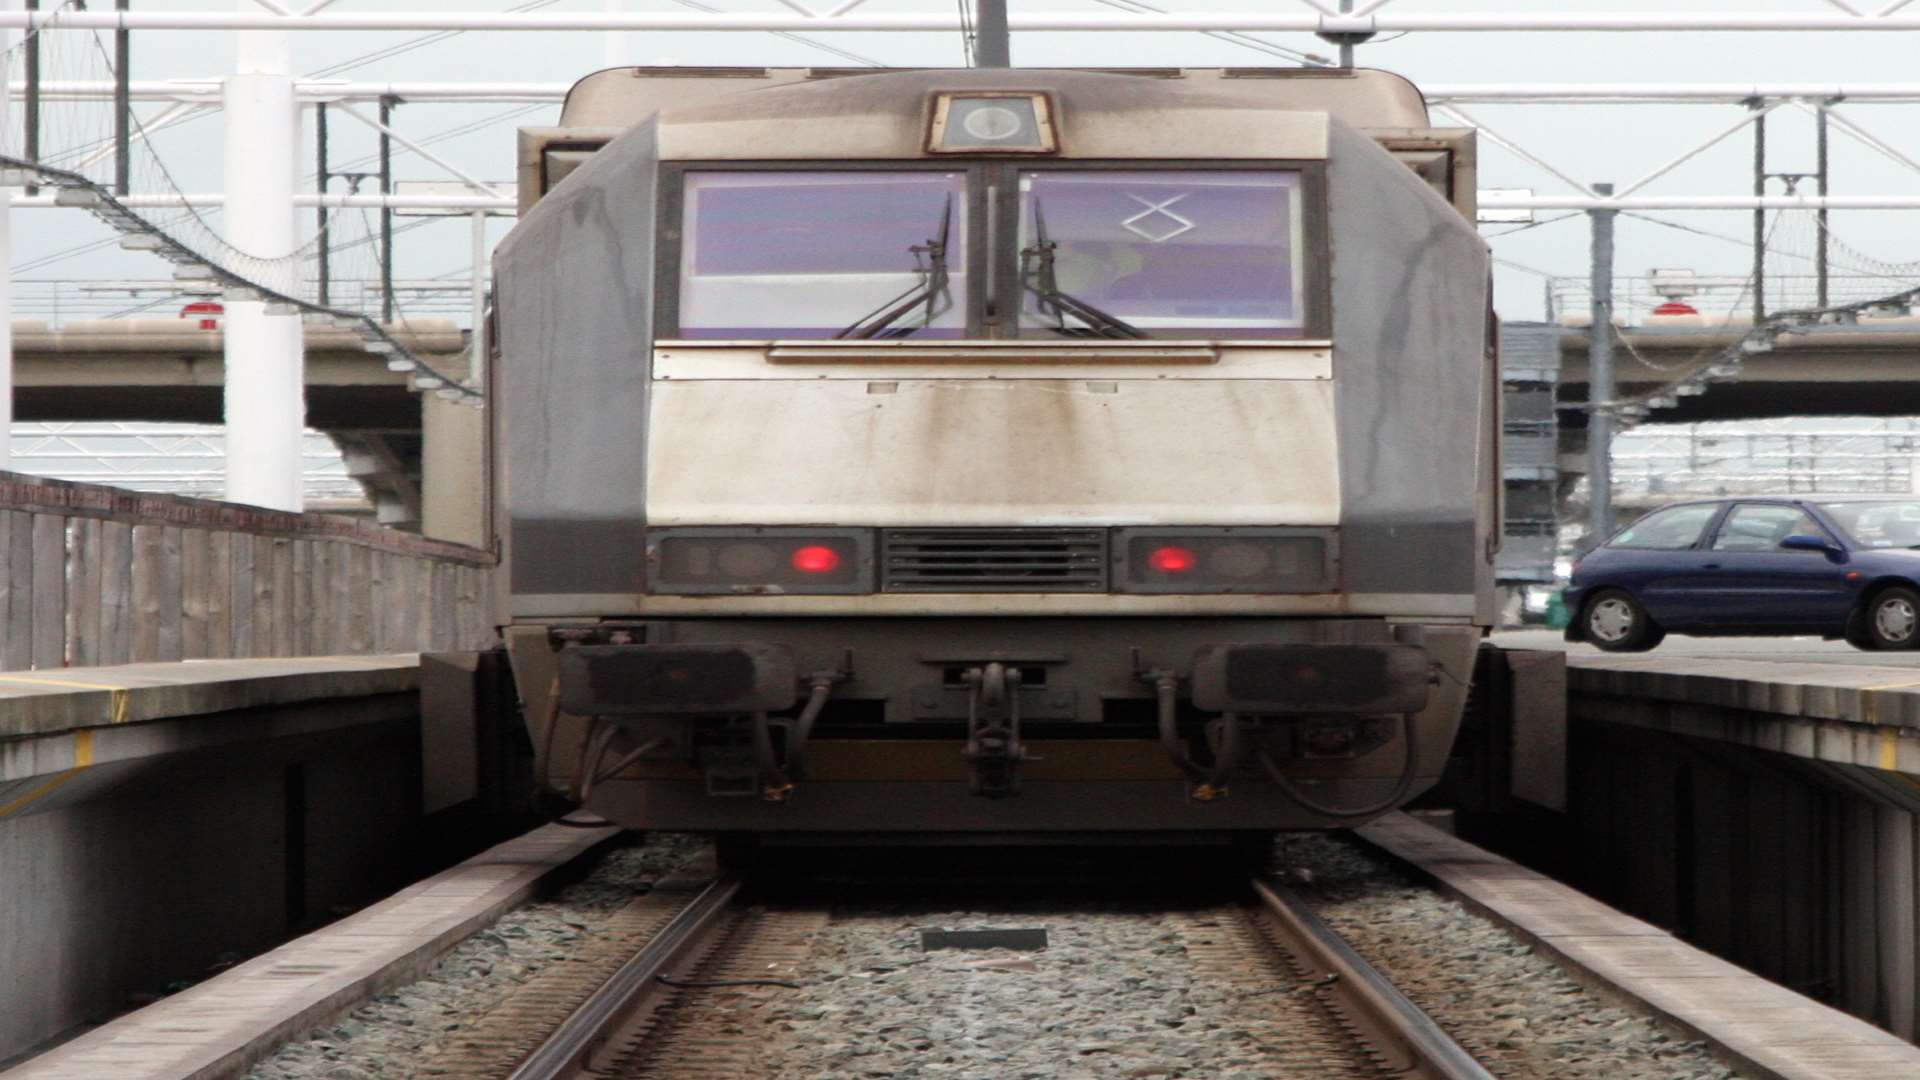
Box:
244;832;702;1080
245;829;1761;1080
1280;832;1749;1080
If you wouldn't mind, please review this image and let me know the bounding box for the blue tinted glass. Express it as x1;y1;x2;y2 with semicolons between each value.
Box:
679;171;967;339
1017;170;1303;338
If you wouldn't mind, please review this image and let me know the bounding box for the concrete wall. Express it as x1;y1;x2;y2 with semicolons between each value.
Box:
1549;716;1920;1042
421;395;491;549
0;717;420;1064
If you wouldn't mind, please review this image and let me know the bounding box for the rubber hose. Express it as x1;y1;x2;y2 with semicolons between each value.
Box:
1257;713;1421;821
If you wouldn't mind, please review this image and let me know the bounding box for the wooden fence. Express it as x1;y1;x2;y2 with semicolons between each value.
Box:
0;472;496;670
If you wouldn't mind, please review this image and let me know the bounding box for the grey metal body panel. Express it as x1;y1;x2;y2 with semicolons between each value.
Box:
493;120;659;596
1325;120;1491;599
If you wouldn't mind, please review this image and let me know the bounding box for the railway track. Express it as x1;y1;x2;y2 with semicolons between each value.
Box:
459;870;1496;1080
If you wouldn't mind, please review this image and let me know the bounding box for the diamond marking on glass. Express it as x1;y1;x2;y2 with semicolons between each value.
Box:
1120;193;1194;243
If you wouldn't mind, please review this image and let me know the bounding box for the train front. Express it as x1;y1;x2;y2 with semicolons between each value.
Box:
492;68;1494;838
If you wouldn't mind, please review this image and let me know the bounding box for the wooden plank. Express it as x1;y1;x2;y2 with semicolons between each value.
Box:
99;520;134;666
328;542;353;654
2;511;30;671
67;517;105;668
292;540;313;657
389;556;418;652
155;526;184;662
430;562;455;652
252;535;275;658
130;523;163;663
373;551;396;653
230;532;254;659
30;515;66;669
179;529;210;659
346;544;374;654
311;542;335;654
456;565;482;650
271;538;295;658
207;532;234;659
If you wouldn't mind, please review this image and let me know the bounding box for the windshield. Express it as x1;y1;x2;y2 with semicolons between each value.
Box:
1818;500;1920;547
677;170;968;339
1017;170;1305;339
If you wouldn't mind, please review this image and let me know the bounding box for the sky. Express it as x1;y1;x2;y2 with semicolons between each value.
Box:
10;0;1920;325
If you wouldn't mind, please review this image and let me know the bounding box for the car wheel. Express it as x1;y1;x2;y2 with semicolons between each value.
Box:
1582;589;1662;652
1863;586;1920;650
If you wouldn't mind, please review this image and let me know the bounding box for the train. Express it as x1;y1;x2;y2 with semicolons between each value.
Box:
482;65;1497;845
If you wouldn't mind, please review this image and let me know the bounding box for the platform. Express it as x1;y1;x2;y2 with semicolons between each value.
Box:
1493;630;1920;766
1;822;618;1080
1485;631;1920;1047
1364;812;1920;1080
1;655;421;821
0;655;439;1065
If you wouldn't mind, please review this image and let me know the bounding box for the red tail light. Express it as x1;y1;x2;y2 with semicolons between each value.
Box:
790;545;843;573
1148;545;1197;573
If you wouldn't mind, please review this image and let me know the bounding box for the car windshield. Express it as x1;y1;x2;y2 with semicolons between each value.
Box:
677;170;968;339
1016;170;1306;339
1817;499;1920;548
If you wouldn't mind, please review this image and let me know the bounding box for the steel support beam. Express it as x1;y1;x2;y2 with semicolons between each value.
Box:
14;10;1920;32
1587;183;1617;550
975;0;1009;66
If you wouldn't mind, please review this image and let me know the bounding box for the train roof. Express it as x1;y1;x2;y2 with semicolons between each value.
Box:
517;66;1473;218
558;66;1431;130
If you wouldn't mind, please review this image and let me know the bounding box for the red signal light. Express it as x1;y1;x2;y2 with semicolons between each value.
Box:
790;545;842;574
1149;545;1197;573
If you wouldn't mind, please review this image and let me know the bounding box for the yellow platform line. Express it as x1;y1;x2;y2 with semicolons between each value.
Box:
0;729;95;820
0;673;131;723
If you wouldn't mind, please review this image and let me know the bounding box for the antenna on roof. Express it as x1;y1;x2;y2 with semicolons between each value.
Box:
976;0;1010;68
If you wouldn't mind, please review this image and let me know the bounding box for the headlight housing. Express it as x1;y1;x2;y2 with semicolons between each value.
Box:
1112;527;1336;594
647;527;874;594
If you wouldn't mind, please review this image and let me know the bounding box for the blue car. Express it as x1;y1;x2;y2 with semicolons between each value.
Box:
1564;496;1920;652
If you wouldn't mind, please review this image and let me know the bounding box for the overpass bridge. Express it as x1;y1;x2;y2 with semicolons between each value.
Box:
1553;322;1920;424
8;317;480;540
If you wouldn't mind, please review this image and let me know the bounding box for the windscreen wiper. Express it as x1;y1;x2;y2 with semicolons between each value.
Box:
834;195;954;340
1020;197;1148;340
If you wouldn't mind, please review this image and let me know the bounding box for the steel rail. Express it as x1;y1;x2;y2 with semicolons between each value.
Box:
1252;877;1495;1080
506;874;744;1080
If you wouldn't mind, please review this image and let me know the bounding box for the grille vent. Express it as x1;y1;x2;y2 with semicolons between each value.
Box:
882;529;1108;592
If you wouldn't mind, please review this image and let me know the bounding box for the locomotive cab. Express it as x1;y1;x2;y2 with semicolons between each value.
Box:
491;67;1495;837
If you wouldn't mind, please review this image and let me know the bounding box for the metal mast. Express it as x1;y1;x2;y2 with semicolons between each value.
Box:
976;0;1009;67
1586;182;1618;548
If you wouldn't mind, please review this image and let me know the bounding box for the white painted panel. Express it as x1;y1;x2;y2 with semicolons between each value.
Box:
652;343;1332;382
645;378;1338;526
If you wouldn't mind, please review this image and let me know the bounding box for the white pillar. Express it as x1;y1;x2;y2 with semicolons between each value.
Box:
605;0;629;68
222;7;304;511
0;3;17;475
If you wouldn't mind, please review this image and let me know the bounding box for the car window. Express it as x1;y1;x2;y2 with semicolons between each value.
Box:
1608;504;1721;550
1818;500;1920;548
1710;505;1828;553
